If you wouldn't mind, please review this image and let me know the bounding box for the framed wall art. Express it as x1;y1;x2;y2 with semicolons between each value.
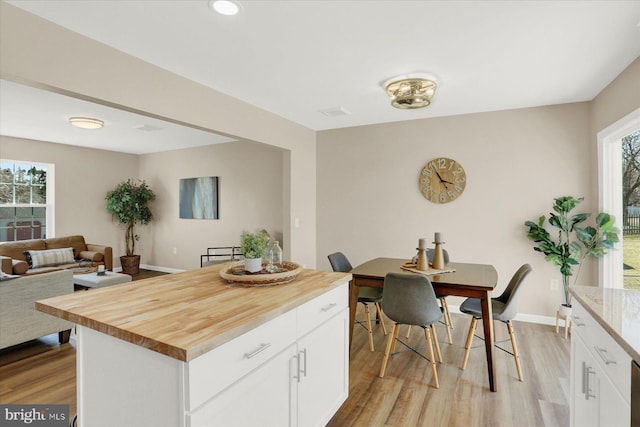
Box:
179;176;219;219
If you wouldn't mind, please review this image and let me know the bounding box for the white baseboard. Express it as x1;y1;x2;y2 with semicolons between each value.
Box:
140;264;186;274
114;264;185;274
447;305;557;326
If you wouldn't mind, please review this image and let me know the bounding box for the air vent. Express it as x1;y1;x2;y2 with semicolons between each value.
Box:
318;107;351;117
134;124;163;132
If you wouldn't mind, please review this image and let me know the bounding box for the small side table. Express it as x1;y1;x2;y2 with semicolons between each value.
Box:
74;271;132;289
555;310;572;339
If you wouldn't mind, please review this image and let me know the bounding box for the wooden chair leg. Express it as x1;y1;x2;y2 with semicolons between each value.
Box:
442;306;453;345
375;302;387;336
364;303;374;352
431;324;443;363
424;327;440;389
391;323;401;353
442;297;454;329
507;321;524;381
461;317;477;370
405;325;412;339
379;324;397;377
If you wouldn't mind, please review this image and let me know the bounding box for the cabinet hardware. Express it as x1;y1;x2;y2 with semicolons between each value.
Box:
244;342;271;359
572;316;585;327
321;303;337;312
300;348;308;378
594;346;617;365
581;361;587;395
585;366;596;400
294;353;301;383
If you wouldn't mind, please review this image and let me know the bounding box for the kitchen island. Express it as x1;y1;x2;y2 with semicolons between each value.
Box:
37;264;351;427
569;285;640;427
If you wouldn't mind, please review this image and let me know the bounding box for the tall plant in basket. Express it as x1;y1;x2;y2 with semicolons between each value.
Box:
105;179;155;275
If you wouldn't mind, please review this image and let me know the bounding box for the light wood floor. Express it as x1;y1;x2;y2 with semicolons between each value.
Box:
328;311;571;427
1;281;570;427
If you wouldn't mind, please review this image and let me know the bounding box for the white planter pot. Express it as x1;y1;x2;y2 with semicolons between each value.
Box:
244;257;263;273
558;304;572;317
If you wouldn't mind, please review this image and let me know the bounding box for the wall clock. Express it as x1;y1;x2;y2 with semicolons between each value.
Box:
418;157;466;203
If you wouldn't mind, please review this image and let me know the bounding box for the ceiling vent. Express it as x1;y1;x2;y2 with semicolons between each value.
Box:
319;107;351;117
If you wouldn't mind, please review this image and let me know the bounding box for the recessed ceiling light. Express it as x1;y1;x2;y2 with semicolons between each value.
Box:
209;0;240;16
68;117;104;129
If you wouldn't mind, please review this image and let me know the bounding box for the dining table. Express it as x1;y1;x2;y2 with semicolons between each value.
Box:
349;257;499;391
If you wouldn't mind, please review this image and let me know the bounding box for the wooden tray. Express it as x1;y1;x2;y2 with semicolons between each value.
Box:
71;266;98;274
219;261;303;287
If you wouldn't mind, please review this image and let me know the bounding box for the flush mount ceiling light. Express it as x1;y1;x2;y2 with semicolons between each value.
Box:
384;75;437;109
209;0;240;16
68;117;104;129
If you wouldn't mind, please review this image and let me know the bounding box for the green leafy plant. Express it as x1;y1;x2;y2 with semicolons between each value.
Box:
105;179;155;256
524;196;619;306
240;229;269;259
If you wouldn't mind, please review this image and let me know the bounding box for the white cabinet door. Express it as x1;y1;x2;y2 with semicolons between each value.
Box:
297;308;349;427
598;366;631;427
188;344;297;427
571;333;630;427
572;335;598;427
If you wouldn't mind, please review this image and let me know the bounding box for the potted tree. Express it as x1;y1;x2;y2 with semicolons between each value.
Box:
240;229;270;273
524;196;619;314
105;179;155;275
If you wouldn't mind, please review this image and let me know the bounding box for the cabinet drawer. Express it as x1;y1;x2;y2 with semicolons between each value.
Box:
297;283;348;338
186;308;296;411
572;300;631;402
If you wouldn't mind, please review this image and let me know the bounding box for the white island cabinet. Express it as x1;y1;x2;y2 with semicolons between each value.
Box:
569;287;640;427
36;265;351;427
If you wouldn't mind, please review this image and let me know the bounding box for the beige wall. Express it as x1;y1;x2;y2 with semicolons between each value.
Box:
317;104;593;317
0;2;317;267
0;136;284;271
590;57;640;134
0;135;138;254
139;141;284;270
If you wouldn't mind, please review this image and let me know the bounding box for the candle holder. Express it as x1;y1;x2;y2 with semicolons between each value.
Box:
416;248;429;271
432;241;445;270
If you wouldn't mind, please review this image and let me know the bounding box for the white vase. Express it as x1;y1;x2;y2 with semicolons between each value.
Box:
244;257;263;273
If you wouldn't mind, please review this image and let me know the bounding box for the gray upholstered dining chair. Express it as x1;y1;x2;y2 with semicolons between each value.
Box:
460;263;532;381
379;272;443;388
327;252;387;351
406;248;453;344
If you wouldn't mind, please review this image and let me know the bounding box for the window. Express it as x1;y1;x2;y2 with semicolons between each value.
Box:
0;160;54;242
622;130;640;290
598;108;640;289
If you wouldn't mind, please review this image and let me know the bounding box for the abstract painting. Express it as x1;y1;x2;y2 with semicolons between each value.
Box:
179;176;219;219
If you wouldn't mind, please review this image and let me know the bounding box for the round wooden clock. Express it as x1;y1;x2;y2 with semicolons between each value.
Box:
418;157;466;203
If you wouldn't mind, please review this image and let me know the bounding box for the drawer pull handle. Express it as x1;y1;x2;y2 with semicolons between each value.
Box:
321;303;337;312
244;343;271;359
594;346;617;365
572;316;585;327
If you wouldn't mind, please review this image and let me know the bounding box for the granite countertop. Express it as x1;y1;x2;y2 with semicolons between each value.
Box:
569;285;640;362
36;265;351;362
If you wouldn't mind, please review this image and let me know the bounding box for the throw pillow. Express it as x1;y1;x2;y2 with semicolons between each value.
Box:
12;260;29;274
25;247;75;269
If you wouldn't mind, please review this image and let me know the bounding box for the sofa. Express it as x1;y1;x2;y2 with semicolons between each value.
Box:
0;269;74;349
0;235;113;276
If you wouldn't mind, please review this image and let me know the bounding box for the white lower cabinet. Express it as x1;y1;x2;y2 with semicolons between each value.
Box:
297;307;349;427
189;344;298;427
187;282;349;427
570;300;630;427
75;281;349;427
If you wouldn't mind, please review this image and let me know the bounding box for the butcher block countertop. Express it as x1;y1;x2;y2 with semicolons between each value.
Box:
36;264;351;362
